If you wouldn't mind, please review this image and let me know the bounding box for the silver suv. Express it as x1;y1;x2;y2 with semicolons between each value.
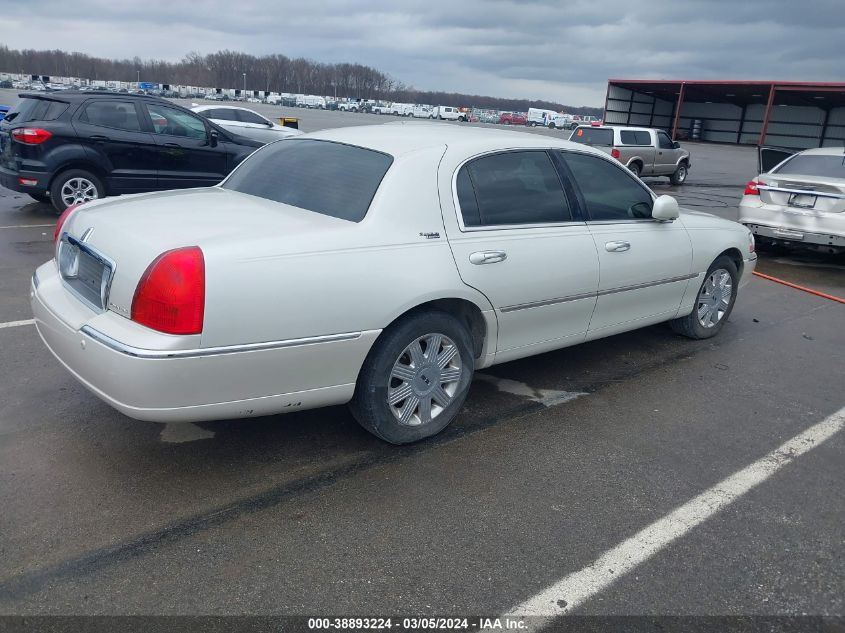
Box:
569;126;691;184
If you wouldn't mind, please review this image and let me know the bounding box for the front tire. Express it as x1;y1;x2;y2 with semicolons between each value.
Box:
670;162;688;185
50;169;104;212
670;256;738;340
349;311;475;444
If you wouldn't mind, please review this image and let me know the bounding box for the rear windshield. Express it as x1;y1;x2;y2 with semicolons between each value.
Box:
3;97;68;124
570;127;613;147
222;139;393;222
774;154;845;179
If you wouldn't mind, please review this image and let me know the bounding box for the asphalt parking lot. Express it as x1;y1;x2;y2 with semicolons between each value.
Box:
0;90;843;625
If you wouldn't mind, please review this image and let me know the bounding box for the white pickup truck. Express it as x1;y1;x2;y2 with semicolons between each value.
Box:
339;100;367;112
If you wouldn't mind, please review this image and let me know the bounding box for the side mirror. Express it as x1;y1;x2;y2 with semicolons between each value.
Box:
652;195;680;222
672;141;681;149
209;129;219;147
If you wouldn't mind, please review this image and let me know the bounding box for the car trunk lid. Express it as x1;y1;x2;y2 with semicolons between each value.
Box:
60;187;357;319
757;174;845;215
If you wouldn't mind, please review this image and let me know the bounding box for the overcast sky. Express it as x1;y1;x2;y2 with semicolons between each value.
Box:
2;0;843;106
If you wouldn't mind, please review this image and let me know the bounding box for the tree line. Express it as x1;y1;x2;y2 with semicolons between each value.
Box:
0;45;602;115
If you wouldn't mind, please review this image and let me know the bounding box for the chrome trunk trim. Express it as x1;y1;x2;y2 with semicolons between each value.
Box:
79;326;362;359
757;185;845;200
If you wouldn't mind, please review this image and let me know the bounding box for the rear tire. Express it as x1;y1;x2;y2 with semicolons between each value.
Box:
349;311;475;444
49;168;104;212
670;256;738;340
670;163;688;185
28;192;50;204
628;162;642;177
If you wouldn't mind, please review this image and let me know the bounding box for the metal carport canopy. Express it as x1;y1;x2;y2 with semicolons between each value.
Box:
605;79;845;147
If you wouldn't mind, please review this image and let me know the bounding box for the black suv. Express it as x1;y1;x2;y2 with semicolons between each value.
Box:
0;91;262;212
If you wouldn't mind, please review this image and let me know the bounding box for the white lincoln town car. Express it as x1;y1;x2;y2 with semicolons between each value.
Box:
32;123;756;444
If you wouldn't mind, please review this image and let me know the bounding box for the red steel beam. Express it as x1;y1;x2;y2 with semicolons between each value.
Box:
671;82;685;140
758;84;777;146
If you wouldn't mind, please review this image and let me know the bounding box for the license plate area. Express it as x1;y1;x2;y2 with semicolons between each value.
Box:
788;193;817;209
773;228;804;241
58;233;115;312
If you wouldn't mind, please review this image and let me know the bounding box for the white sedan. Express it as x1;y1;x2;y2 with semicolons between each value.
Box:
191;104;302;144
32;124;756;444
740;146;845;254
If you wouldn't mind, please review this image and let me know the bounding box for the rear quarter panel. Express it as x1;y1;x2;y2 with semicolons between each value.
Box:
200;146;496;353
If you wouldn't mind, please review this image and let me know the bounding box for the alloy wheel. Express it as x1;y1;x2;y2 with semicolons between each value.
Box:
387;333;463;426
697;269;733;328
60;177;98;207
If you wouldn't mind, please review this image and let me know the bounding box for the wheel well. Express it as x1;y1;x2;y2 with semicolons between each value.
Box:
387;299;487;359
49;162;108;193
629;159;643;171
718;247;744;276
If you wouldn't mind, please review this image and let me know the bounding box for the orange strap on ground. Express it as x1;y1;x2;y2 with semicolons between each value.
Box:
752;271;845;305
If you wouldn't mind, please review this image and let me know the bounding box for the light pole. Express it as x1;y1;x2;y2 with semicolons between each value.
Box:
136;69;140;84
243;72;246;98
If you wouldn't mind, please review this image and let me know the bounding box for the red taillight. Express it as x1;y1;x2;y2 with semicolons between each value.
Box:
131;247;205;335
53;203;80;243
611;148;621;159
744;180;765;196
11;128;53;145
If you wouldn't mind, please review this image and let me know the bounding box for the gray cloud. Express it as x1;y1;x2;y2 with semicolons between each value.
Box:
1;0;842;106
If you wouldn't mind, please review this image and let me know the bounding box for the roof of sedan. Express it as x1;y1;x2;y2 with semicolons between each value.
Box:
795;146;845;156
192;104;254;111
306;122;585;157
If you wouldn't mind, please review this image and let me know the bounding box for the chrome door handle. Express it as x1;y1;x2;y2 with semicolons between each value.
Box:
469;250;508;265
605;240;631;252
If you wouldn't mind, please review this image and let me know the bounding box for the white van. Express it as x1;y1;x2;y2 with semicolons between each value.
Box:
549;113;573;130
527;108;558;127
413;105;436;119
391;103;414;116
296;94;326;109
435;106;460;121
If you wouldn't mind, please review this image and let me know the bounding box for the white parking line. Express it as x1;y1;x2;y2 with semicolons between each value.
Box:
506;405;845;624
0;319;35;329
0;223;55;230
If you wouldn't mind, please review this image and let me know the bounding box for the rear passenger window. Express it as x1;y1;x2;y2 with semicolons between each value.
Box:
620;130;652;145
457;151;571;227
456;169;481;226
5;98;68;123
561;152;653;221
209;108;237;121
236;109;267;125
80;101;141;131
620;130;637;145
